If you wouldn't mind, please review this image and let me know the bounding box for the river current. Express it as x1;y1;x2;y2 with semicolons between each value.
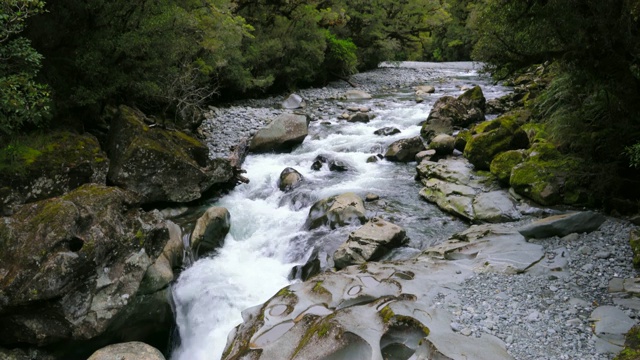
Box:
170;62;510;360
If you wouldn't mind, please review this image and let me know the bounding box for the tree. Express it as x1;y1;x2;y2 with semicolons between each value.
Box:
0;0;50;136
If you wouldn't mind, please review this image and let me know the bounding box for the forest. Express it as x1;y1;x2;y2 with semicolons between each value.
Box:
1;0;640;204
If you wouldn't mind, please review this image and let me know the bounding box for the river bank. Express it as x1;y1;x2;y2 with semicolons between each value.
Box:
172;62;640;360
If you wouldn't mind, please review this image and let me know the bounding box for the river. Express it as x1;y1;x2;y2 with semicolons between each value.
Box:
170;62;510;360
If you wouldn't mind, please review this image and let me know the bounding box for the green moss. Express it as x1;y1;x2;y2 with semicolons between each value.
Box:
312;281;331;297
464;127;513;170
379;305;395;324
614;325;640;360
390;315;430;336
292;314;339;358
490;150;527;185
358;263;368;272
520;123;548;144
276;287;295;298
630;229;640;269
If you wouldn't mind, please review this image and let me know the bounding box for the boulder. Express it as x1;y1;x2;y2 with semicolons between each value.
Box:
458;85;486;113
281;94;305;109
334;217;408;269
328;160;348;172
107;105;233;204
385;136;425;162
463;110;530;170
518;211;606;239
490;150;527;185
278;167;304;191
365;193;380;202
630;229;640;269
420;89;486;141
414;85;436;94
347;112;371;123
374;127;401;136
305;192;367;230
0;184;180;356
88;342;165;360
340;90;372;100
429;134;456;155
190;206;231;257
415;149;437;163
472;191;522;223
0;131;108;215
366;155;380;163
249;113;309;153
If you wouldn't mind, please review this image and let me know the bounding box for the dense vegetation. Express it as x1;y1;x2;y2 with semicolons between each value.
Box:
1;0;639;205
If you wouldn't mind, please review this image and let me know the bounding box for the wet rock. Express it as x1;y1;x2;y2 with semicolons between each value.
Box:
0;184;179;353
278;167;304;191
305;192;367;230
415;149;437;163
589;306;636;353
249;113;309;153
374;127;401;136
311;160;324;170
366;155;380;163
281;94;305;109
191;206;231;257
385;136;425;162
0;131;108;215
87;342;165;360
347;112;371;123
420;88;486;141
420;178;476;221
107;105;232;204
329;160;349;172
414;85;435;94
429;134;456;155
340;89;372;100
365;193;380;202
518;211;606;239
490;150;527;185
458;85;486;113
473;191;522;223
334;217;408;269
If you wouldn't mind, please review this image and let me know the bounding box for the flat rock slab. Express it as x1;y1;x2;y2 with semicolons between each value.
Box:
589;306;637;351
518;211;606;239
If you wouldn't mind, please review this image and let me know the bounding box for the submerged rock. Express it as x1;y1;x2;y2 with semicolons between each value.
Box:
191;206;231;257
374;127;401;136
385;136;425;162
305;192;367;230
347;112;371;123
249;113;309;153
333;217;408;269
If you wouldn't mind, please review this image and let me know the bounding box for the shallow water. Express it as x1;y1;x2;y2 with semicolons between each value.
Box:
170;62;510;360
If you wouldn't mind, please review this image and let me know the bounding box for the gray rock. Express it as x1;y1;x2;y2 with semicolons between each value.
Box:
429;134;456;155
333;217;408;269
366;155;380;163
249;113;309;153
473;191;521;223
305;192;367;230
385;136;425;162
88;342;165;360
341;89;372;100
589;306;636;349
329;160;348;172
347;112;371;123
278;167;304;191
518;211;607;239
191;206;230;257
414;85;436;94
374;127;401;136
415;149;437;163
281;93;305;109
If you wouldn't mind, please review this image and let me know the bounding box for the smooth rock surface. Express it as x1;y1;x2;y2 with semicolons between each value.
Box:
305;192;367;230
278;167;304;191
385;136;425;162
191;206;231;257
88;341;165;360
281;94;305;109
518;211;607;239
249;113;309;153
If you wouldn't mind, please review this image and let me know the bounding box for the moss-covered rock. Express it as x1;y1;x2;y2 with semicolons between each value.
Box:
463;110;531;170
630;229;640;269
420;89;486;140
107;105;233;204
0;131;109;215
0;184;181;357
454;129;472;152
458;85;486;113
614;325;640;360
490;150;527;185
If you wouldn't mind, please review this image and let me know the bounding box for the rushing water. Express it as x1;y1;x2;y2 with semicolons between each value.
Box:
171;62;510;360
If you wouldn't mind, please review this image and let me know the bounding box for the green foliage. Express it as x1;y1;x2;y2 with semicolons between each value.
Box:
626;143;640;168
0;0;51;136
422;0;475;61
323;31;358;77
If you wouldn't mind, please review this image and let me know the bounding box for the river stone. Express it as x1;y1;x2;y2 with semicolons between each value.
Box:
420;178;476;221
518;211;606;239
341;89;372;100
472;191;521;223
334;217;408;269
278;167;304;191
281;93;305;109
305;192;367;230
347;112;371;123
429;134;456;155
374;127;401;136
415;149;437;163
385;136;425;162
490;150;527;185
0;184;179;354
0;131;109;215
329;160;348;172
589;306;637;351
249;113;309;153
87;341;165;360
414;85;435;94
191;206;231;257
107;105;233;204
630;229;640;269
458;85;486;113
366;155;380;163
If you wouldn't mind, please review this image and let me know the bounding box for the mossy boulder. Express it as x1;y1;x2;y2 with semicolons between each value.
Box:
509;143;585;206
0;184;182;357
615;325;640;360
454;129;472;152
463;110;530;170
458;85;486;113
420;90;485;140
0;131;109;215
490;150;527;185
107;105;233;204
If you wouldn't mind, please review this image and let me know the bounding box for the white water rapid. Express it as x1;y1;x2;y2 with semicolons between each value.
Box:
171;62;509;360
